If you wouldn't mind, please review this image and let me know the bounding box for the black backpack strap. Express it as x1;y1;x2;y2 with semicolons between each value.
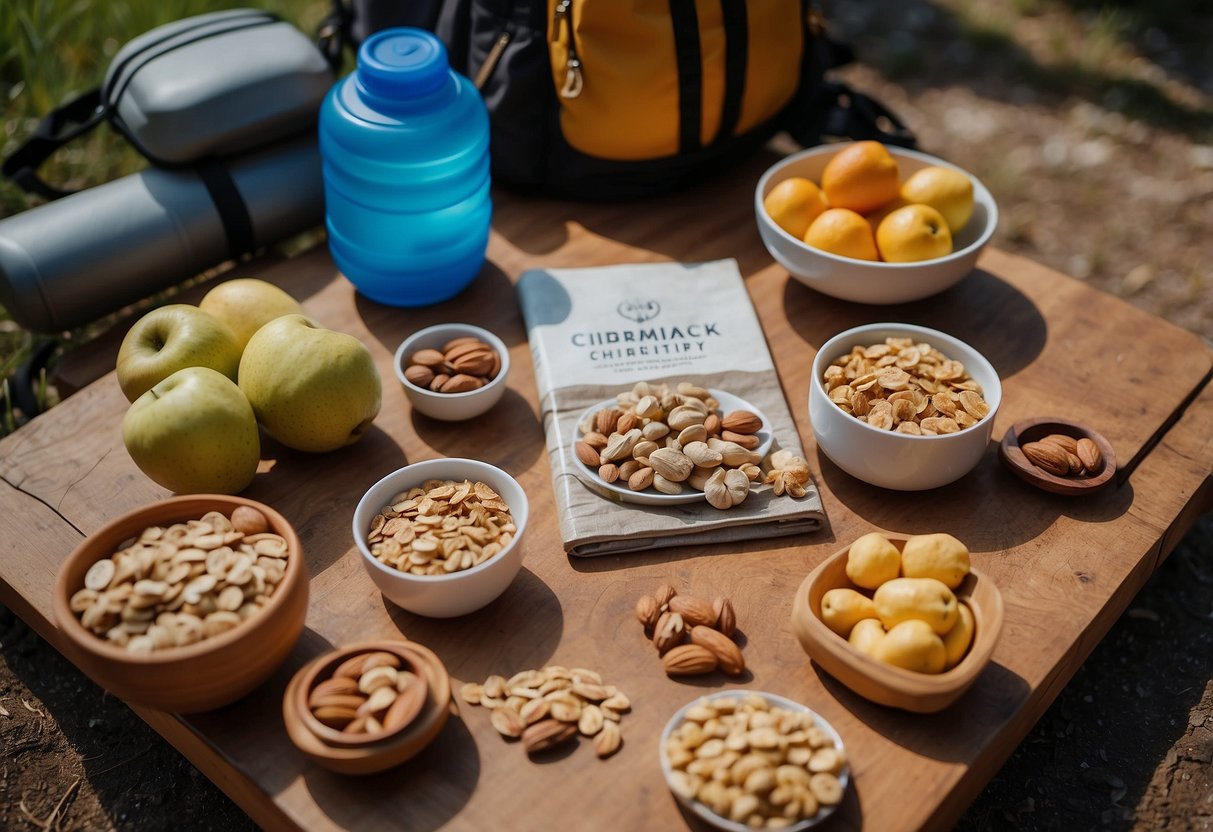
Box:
316;0;352;71
1;88;105;200
789;80;916;149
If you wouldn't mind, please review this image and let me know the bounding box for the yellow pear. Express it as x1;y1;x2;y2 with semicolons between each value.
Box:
873;577;959;636
820;588;879;638
901;533;971;589
845;532;902;590
872;619;947;674
199;278;304;352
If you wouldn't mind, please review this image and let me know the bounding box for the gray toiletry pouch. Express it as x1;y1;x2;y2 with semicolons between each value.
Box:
102;8;334;164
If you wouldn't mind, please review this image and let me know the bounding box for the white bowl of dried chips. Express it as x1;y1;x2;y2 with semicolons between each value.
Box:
352;458;528;617
809;323;1001;491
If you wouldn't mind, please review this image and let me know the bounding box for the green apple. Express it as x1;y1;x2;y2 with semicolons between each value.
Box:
122;367;260;494
238;315;381;452
199;278;304;352
116;304;241;402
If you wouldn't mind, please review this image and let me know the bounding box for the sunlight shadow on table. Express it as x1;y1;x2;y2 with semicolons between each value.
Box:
780;266;1048;381
380;567;564;682
353;262;528;354
815;659;1029;763
302;713;480;832
408;388;544;472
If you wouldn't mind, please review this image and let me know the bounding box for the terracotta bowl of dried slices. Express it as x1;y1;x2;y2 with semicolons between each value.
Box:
52;495;308;713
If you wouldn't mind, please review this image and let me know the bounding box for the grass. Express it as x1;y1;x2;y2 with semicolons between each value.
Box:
0;0;328;435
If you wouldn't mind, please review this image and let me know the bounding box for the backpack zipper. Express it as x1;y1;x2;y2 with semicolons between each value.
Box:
474;30;512;90
554;0;583;98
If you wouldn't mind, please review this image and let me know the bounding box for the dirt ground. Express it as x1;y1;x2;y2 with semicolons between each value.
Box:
2;0;1212;829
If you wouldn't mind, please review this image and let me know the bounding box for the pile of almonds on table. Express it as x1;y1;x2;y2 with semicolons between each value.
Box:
575;381;765;507
403;336;501;394
1021;432;1104;477
307;650;426;736
460;665;630;759
636;584;745;677
69;507;289;653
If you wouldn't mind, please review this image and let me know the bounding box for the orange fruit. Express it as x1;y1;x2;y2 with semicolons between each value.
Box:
821;141;901;214
804;208;879;261
900;166;974;233
875;204;953;263
763;177;829;238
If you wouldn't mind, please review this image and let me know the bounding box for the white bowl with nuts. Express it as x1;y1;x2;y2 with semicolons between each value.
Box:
809;323;1002;491
352;458;528;618
393;323;510;421
572;385;774;507
660;690;850;830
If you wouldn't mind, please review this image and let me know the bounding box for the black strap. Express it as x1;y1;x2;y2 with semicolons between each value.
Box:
0;88;104;201
789;80;916;149
196;159;256;260
668;0;702;155
716;0;748;143
316;0;351;71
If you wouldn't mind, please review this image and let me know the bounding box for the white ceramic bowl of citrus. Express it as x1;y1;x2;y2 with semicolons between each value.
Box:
755;143;998;304
809;323;1001;491
352;458;528;617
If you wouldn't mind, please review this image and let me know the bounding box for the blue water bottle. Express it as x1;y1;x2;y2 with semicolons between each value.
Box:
319;28;491;306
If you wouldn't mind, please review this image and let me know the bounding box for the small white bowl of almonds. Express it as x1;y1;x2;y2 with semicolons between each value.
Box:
393;323;510;421
809;323;1001;491
352;458;528;618
661;690;850;830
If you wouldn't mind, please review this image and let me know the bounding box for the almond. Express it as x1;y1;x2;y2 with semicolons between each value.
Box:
654;583;678;608
1022;440;1071;477
1041;433;1079;455
491;706;526;738
689;625;745;676
441;336;481;352
594;719;622;758
652;611;685;654
616;412;640;434
627;467;654;491
429;373;451;392
703;413;722;435
721;410;763;434
1076;437;1103;473
575;441;602;468
720;430;760;449
522;718;577;754
598;463;620;483
661;644;718;676
635;594;660;630
410;348;446;368
669;595;717;628
713;596;737;637
403;364;434;388
440;373;484;394
595;408;621;435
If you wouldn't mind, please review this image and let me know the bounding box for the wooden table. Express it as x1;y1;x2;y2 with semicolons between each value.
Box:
2;151;1210;831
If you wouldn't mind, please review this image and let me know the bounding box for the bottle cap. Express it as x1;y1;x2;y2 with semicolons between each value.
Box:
357;28;449;100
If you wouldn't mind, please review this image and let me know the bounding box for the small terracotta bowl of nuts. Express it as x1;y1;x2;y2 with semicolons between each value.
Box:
660;690;850;831
393;323;510;421
52;495;308;713
809;322;1002;491
352;458;528;618
282;640;452;775
998;417;1116;496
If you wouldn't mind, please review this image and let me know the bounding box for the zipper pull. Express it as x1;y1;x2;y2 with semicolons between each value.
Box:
561;57;583;99
555;0;583;99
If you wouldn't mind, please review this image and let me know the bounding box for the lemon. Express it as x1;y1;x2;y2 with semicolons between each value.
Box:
804;208;879;261
763;177;828;238
820;588;879;638
900;533;971;589
875;204;953;263
942;602;975;669
872;619;947;674
873;577;959;636
848;618;887;656
900;165;974;233
845;532;902;589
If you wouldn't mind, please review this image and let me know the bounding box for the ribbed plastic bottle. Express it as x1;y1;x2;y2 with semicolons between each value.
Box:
319;28;490;306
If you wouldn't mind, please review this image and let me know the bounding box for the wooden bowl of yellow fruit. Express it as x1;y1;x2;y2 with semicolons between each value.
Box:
791;532;1004;713
755;142;998;304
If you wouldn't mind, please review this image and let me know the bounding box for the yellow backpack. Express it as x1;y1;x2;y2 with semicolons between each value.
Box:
331;0;915;197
